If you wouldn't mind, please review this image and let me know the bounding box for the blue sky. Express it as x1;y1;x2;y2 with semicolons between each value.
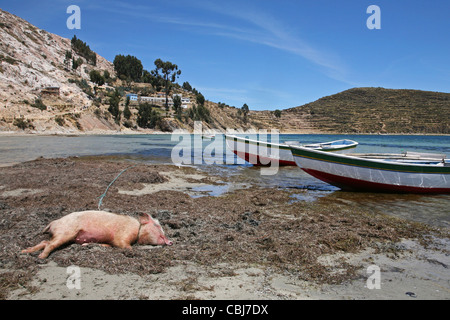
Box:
1;0;449;110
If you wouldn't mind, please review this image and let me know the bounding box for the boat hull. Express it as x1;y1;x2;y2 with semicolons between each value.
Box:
291;146;450;193
225;135;358;166
225;135;296;166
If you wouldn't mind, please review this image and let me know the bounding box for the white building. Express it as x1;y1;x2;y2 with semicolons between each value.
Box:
126;93;138;101
140;96;173;106
139;93;191;108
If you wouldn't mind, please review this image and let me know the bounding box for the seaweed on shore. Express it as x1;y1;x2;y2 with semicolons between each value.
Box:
0;156;446;298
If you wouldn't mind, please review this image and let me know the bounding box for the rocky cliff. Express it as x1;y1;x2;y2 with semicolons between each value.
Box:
0;9;118;133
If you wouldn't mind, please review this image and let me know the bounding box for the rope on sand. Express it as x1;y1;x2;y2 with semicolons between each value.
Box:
97;165;137;210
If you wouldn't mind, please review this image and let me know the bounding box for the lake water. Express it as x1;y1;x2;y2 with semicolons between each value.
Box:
0;133;448;228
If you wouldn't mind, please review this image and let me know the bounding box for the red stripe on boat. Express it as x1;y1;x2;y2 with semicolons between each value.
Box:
302;168;450;194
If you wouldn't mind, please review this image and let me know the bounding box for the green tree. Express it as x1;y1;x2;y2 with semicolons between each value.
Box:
142;69;162;90
241;103;249;123
149;110;161;128
113;55;143;82
123;96;131;120
188;104;211;123
273;109;282;118
137;103;161;129
13;117;34;130
71;35;96;66
31;98;47;111
196;92;205;106
173;95;182;120
89;69;105;86
72;57;83;70
64;50;72;69
152;59;181;110
108;89;121;122
137;103;151;128
103;70;111;83
198;104;211;123
182;81;192;92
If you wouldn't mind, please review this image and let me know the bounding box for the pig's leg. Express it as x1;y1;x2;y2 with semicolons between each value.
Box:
111;238;133;250
22;241;49;254
38;235;72;259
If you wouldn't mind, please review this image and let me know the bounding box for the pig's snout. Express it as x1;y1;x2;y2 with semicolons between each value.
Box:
160;235;173;246
138;213;173;246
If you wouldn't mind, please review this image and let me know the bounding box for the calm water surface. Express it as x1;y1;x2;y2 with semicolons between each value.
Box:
0;134;448;228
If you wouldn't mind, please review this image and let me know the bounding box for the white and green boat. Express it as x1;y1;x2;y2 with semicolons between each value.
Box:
289;145;450;193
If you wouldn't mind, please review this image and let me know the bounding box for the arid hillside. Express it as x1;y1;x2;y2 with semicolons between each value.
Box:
0;9;120;133
288;87;450;134
248;87;450;134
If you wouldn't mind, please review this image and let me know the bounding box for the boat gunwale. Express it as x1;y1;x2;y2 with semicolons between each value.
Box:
225;134;291;150
225;134;358;152
290;145;450;174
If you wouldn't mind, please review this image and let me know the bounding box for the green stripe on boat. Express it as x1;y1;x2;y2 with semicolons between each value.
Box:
290;147;449;174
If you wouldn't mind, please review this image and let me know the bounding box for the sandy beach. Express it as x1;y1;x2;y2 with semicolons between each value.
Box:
0;156;449;300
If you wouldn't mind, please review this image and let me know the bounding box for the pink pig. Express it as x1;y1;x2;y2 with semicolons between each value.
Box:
22;210;173;259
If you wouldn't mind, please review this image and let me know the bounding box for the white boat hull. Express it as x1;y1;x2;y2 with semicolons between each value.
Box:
290;146;450;193
225;135;358;166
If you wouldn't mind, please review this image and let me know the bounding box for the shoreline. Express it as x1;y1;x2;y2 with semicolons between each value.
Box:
8;238;449;300
0;156;448;300
1;130;449;137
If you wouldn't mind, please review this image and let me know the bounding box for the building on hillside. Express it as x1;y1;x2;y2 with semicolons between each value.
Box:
126;93;138;101
140;96;173;107
136;93;191;108
172;93;191;109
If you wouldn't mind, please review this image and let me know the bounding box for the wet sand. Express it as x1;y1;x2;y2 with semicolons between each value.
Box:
0;156;449;300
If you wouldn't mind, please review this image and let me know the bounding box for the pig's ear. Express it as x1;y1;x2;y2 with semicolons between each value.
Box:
138;213;152;224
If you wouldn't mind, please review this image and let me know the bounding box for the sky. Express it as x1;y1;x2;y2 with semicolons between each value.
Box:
1;0;449;110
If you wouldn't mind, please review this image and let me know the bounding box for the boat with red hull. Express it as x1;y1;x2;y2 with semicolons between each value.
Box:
290;146;450;194
225;135;358;166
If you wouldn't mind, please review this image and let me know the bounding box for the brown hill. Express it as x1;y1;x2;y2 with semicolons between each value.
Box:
248;87;450;134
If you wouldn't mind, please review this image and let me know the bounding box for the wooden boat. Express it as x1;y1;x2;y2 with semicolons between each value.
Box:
289;145;450;193
225;134;358;166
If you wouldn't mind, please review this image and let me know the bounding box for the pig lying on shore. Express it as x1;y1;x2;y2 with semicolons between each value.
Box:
22;210;173;259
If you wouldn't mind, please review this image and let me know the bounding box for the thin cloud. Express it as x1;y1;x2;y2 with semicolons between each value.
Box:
192;1;351;83
99;0;353;85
